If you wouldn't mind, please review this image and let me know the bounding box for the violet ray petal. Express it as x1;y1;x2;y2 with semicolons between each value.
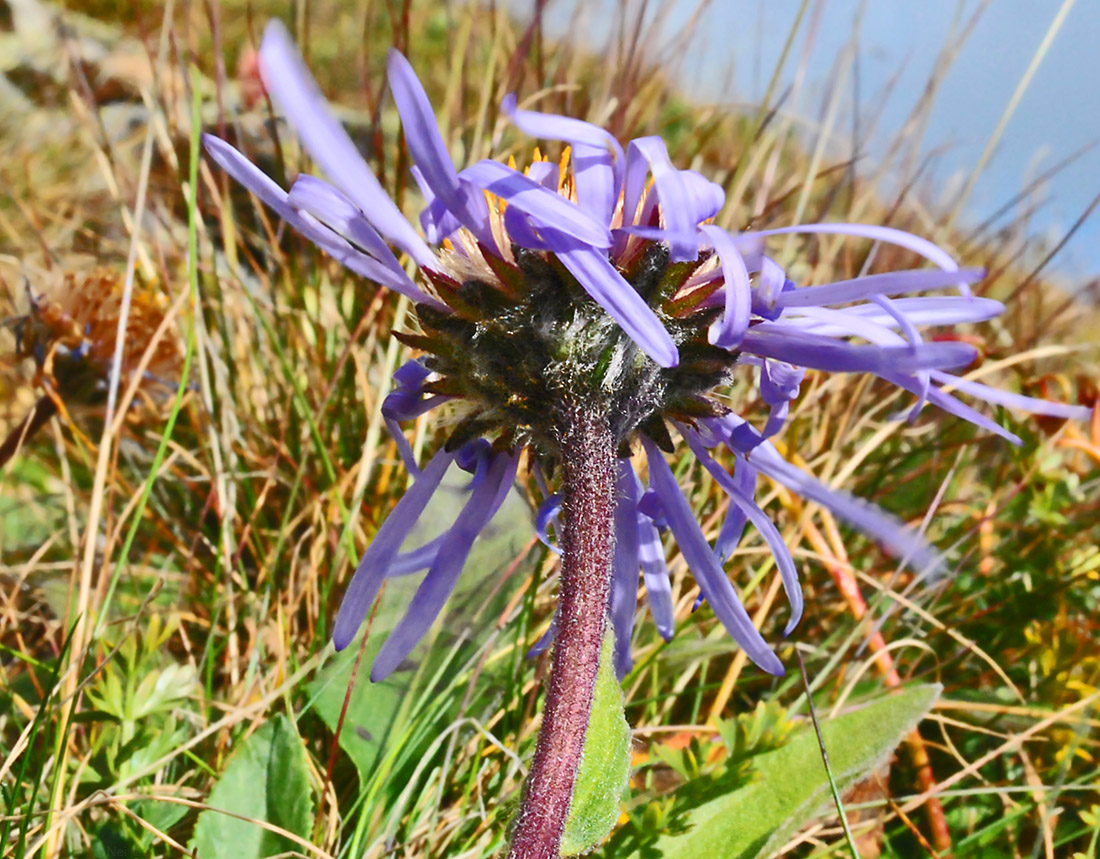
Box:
754;256;786;310
332;448;456;649
571;142;619;227
382;363;449;473
391;356;429;390
613;225;704;246
637;513;675;641
287;175;406;276
761;361;805;405
385;393;451;423
879;369;1023;443
258;22;435;267
202;134;305;225
714;458;757;563
700;224;750;350
729;421;766;454
203;135;435;303
386;534;446;578
928;371;1095;420
746;224;967;294
536;494;563;556
620;139;650;234
880;296;1003;325
502;94;624;225
871;294;923;348
631;468;675;640
740;325;977;374
420;197;463;244
556;244;679;367
370;451;520;680
386;416;419;475
609;559;637;678
526;160;560;189
527;612;558;658
502;94;625;173
627;137;697;261
761;401;791;442
782;297;1005;334
323;234;438;301
683;431;803;633
873;294;930;413
383;366;448;421
456;438;493;476
679;170;726;223
641;436;784;675
462;160;611;248
411;166;463;243
386;49;461;203
776;268;986;308
503;205;552;251
611;459;642;677
386;49;493;244
729;424;945;578
637;487;670;530
771;305;909;348
694;415;732;448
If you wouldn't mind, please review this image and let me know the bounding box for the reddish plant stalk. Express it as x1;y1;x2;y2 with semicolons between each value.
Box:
508;404;616;859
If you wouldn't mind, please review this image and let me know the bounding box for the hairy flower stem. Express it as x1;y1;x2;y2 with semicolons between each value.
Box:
508;404;617;859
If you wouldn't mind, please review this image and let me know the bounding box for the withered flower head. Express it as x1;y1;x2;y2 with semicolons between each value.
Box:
12;268;179;401
1;268;181;464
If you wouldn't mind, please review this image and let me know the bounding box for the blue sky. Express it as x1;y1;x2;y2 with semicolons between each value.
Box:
530;0;1100;280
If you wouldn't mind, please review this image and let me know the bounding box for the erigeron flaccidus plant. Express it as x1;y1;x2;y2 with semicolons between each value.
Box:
204;21;1091;859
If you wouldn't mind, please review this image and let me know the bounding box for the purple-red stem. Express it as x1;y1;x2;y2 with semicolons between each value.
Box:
507;405;616;859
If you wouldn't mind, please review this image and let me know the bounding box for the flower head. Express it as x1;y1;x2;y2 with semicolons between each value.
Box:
205;21;1092;680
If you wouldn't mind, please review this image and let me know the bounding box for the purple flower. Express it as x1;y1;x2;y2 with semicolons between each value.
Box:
205;21;1093;680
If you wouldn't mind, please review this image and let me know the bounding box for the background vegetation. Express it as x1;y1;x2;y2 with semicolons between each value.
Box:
1;1;1097;856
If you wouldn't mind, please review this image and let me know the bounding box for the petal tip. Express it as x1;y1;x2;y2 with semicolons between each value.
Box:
201;133;232;160
386;46;408;72
259;17;294;60
331;626;354;652
655;341;680;369
759;651;785;676
261;17;290;42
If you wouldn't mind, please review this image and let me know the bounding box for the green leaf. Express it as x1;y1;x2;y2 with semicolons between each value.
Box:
189;714;313;859
305;636;407;782
615;683;941;859
560;630;632;856
133;797;189;846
